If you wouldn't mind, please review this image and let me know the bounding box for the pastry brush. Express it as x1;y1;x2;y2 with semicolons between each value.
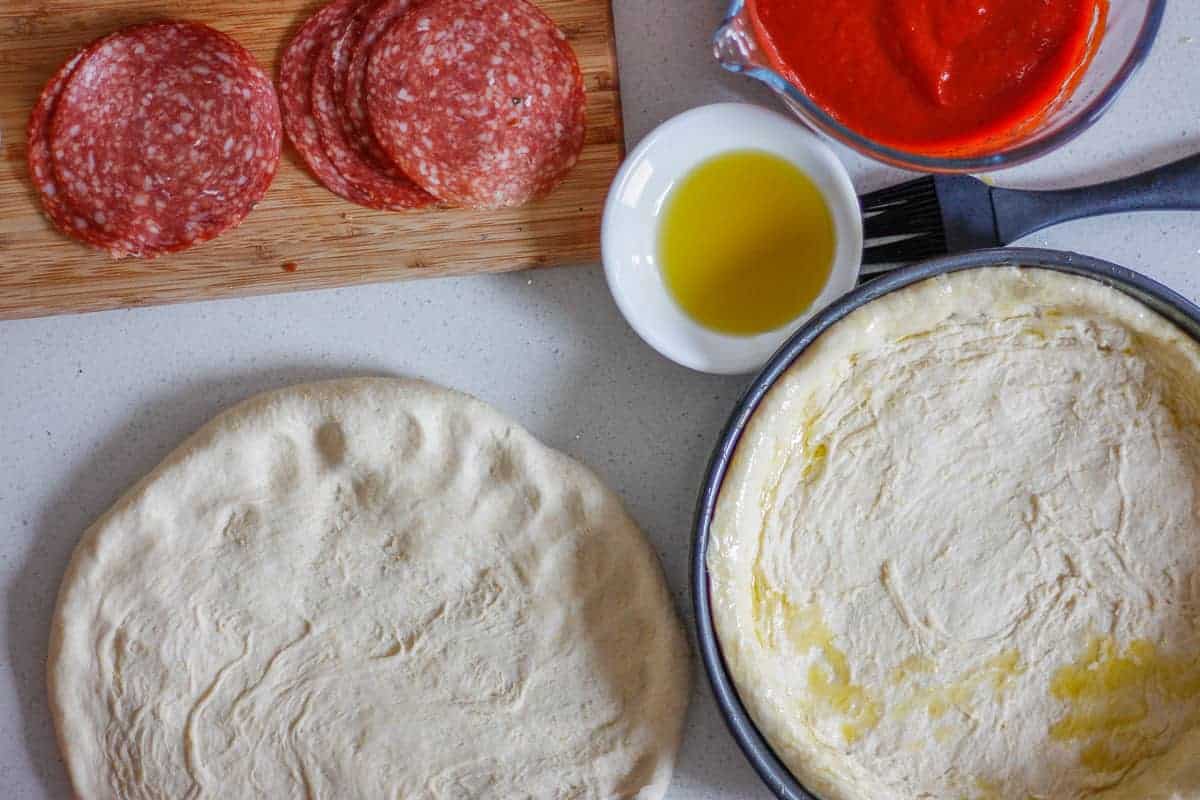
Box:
860;153;1200;271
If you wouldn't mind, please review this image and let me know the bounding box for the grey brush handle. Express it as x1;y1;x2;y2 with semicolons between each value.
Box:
993;154;1200;243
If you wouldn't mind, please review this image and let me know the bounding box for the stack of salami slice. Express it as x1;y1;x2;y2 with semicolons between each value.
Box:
281;0;587;211
27;22;282;258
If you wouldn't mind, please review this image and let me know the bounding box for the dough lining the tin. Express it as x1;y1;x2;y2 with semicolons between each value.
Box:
49;378;690;799
708;268;1200;799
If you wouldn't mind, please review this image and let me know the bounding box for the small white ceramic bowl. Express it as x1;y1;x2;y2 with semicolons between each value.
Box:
602;103;863;375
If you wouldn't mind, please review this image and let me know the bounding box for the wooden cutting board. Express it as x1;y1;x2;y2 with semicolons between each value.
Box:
0;0;623;320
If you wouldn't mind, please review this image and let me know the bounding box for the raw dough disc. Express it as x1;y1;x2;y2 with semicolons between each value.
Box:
49;378;689;799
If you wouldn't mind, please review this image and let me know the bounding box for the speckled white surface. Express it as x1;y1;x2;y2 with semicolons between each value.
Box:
2;3;1199;798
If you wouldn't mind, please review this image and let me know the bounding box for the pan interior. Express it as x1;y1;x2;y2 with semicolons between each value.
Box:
697;256;1200;800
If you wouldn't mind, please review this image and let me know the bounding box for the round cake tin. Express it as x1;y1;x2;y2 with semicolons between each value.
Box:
690;246;1200;800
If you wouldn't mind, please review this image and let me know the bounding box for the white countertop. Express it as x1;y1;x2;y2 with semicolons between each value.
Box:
3;3;1199;798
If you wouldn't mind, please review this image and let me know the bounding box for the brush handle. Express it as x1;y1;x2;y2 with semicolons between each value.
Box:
993;154;1200;243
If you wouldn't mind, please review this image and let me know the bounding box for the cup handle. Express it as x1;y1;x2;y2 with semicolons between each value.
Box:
712;7;758;73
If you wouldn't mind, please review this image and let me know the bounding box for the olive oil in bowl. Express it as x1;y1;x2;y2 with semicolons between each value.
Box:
658;149;836;336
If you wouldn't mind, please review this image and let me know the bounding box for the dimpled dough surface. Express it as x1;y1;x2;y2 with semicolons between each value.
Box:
49;379;689;799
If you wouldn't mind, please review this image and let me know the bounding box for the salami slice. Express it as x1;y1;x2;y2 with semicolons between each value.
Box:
313;29;433;210
279;0;372;204
343;0;415;172
366;0;587;209
28;47;113;249
49;22;281;257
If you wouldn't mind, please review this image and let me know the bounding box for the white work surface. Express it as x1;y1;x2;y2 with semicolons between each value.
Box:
3;3;1200;798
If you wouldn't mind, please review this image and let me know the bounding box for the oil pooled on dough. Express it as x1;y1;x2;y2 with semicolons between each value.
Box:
751;572;882;744
1050;636;1200;774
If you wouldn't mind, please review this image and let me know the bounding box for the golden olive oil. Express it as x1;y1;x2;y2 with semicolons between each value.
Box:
658;149;836;336
1050;636;1200;774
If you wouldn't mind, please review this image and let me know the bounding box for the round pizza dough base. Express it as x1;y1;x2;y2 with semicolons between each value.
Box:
709;268;1200;800
49;378;690;799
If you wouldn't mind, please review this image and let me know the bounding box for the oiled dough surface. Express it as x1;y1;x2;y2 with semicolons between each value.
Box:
710;269;1200;800
50;378;689;799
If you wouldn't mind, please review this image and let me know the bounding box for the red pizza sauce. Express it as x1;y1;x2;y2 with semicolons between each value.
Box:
748;0;1107;155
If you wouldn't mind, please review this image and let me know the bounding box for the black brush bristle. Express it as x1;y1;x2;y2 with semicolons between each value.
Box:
859;176;938;211
862;201;942;239
861;234;948;274
859;176;949;266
